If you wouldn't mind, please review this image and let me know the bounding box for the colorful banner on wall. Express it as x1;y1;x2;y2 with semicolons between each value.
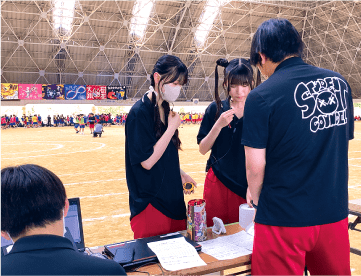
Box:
86;85;107;100
42;84;65;100
18;84;42;100
64;84;87;100
1;83;19;99
106;86;127;100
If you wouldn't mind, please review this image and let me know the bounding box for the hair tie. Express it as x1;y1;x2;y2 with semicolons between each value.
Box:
149;86;158;106
149;86;158;96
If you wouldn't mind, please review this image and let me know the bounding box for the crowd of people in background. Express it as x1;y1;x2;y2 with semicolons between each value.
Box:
1;112;205;131
355;116;361;121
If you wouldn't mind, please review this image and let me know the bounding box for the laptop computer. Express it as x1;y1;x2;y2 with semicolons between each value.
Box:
104;233;202;271
64;197;86;252
1;197;85;256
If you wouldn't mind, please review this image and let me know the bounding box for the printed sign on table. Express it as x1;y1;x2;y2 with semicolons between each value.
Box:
1;83;18;99
64;84;87;100
18;84;42;100
86;85;107;100
42;84;64;100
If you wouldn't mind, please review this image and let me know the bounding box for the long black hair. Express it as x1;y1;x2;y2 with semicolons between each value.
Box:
214;58;261;120
150;55;188;150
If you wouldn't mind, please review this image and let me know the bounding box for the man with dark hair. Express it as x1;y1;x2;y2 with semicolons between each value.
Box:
242;18;353;275
1;164;126;275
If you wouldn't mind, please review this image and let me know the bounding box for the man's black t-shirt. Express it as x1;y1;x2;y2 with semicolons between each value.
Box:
2;235;126;275
88;116;95;123
197;100;248;199
125;94;186;221
242;57;354;227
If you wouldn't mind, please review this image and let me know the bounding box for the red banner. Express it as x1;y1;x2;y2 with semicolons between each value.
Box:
86;85;107;100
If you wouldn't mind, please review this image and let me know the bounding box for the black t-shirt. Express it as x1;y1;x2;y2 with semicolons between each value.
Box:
242;57;354;227
88;116;95;123
197;100;248;199
2;235;126;275
125;94;186;221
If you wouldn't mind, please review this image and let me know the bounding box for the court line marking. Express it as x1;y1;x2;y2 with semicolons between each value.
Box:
1;143;64;155
63;171;206;186
83;213;130;222
60;168;204;178
349;184;361;189
79;192;129;199
1;141;106;159
64;178;126;186
182;162;205;166
58;169;123;177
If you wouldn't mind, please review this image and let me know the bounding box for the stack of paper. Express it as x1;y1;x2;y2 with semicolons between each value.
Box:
147;237;207;271
199;230;253;260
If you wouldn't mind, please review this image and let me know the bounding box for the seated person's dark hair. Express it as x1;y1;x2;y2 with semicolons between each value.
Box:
250;18;304;65
1;164;66;239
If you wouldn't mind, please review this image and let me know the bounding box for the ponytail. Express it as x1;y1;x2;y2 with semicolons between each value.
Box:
214;58;229;121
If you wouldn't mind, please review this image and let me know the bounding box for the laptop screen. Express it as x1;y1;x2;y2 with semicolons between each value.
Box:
65;198;85;252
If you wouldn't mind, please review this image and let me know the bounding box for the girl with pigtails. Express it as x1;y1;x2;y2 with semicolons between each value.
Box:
197;58;261;227
125;55;197;239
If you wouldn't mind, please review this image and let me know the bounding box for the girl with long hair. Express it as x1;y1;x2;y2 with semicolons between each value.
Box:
197;58;260;226
125;55;197;239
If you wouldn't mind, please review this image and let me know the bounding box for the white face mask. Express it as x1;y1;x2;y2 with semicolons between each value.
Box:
161;84;181;103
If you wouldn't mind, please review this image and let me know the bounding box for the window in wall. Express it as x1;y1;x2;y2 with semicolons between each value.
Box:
52;0;76;36
194;0;229;48
130;0;154;41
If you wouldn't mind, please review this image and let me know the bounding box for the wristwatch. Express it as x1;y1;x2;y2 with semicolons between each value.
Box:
183;182;194;193
251;200;258;209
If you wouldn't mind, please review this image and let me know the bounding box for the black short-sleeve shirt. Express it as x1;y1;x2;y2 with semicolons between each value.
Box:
197;100;248;199
242;57;354;227
125;94;186;221
88;116;95;123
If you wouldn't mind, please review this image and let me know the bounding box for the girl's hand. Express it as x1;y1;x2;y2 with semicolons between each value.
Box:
216;109;235;129
181;172;197;195
168;111;181;132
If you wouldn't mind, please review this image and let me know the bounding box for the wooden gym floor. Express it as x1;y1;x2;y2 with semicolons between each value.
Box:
1;122;361;274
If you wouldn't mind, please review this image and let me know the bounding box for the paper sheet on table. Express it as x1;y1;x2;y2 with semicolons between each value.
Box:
147;237;207;271
199;230;253;260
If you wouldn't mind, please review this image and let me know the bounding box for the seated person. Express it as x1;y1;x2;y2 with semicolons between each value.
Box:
1;164;126;275
93;122;104;137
